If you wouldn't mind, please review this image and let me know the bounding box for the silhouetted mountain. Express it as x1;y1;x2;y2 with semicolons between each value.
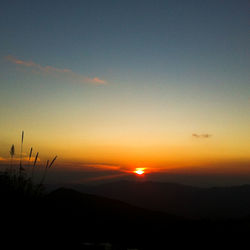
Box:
1;174;249;249
69;180;250;219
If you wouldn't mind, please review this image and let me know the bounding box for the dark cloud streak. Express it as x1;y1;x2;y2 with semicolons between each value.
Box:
192;133;212;138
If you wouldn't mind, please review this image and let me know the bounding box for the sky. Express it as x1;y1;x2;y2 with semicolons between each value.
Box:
0;0;249;185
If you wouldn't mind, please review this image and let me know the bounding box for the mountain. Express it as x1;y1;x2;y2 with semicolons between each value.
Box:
29;188;250;248
68;180;250;219
1;173;249;249
0;186;195;249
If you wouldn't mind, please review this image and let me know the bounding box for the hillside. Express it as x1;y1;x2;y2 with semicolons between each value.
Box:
69;180;250;219
1;175;249;249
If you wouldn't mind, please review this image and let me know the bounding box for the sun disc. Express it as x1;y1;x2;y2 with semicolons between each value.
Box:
134;168;145;175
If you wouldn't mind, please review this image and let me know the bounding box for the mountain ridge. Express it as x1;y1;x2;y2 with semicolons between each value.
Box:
62;180;250;219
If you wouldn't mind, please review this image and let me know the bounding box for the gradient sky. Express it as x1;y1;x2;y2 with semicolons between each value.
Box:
0;0;249;184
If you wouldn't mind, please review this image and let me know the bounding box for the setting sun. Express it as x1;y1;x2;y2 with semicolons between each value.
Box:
134;168;145;175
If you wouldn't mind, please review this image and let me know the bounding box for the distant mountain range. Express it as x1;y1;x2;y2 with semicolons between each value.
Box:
63;180;250;219
2;175;250;248
43;187;250;248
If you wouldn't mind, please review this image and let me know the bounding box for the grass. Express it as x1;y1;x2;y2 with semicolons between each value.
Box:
1;131;57;197
0;169;42;198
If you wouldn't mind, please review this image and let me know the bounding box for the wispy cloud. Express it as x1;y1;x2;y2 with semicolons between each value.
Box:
0;157;7;161
5;55;107;85
84;173;129;182
0;156;40;162
85;77;107;85
192;133;212;138
84;163;121;170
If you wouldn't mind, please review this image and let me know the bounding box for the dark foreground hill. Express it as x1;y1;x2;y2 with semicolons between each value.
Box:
1;176;250;249
69;180;250;219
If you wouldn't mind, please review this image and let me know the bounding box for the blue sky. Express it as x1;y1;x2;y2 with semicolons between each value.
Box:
1;0;249;76
0;0;249;184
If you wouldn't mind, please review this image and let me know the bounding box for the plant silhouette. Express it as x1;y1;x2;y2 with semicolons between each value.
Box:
9;144;15;172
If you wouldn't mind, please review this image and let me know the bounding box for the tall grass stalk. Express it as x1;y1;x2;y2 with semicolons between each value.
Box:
28;147;33;173
19;131;24;176
31;152;39;180
40;156;57;186
9;144;15;173
28;147;33;161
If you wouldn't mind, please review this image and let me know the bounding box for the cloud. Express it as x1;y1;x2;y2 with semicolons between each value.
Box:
23;156;41;162
0;156;40;162
86;77;107;85
84;173;129;182
192;133;212;138
5;55;107;85
0;157;7;161
6;55;37;67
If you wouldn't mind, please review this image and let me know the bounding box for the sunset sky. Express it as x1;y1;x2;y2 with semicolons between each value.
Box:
0;1;249;185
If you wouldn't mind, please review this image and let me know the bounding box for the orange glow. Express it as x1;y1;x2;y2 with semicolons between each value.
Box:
134;168;145;175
